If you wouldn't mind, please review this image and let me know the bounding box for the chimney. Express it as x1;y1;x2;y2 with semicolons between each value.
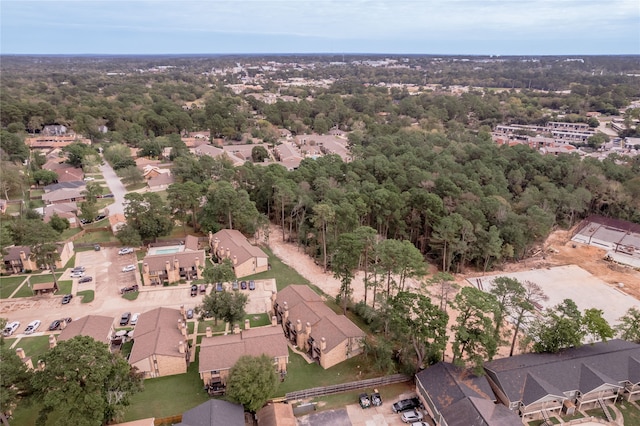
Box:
226;248;231;259
174;258;180;271
195;257;201;270
321;337;326;352
49;335;57;349
233;255;237;265
165;260;171;271
244;319;250;330
271;316;277;327
180;305;185;318
178;318;183;330
218;246;224;258
178;341;185;354
283;302;289;322
295;319;302;332
205;326;212;338
16;348;26;360
60;319;67;330
233;323;240;334
305;321;311;336
213;236;219;251
20;251;27;261
181;322;188;337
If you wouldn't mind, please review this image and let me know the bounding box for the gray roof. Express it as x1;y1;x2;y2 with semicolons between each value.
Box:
43;180;85;193
440;397;520;426
176;400;244;426
484;339;640;405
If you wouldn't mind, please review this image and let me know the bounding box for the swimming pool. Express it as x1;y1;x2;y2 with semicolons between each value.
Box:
154;247;181;255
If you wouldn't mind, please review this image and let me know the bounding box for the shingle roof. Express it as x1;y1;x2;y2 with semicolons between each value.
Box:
256;403;296;426
58;315;113;344
176;399;244;426
484;340;640;404
143;250;205;273
211;229;267;267
440;396;520;426
129;307;185;364
3;245;31;261
199;326;287;373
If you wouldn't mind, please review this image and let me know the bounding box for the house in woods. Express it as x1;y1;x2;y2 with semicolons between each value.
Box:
191;143;245;167
58;315;115;345
109;213;127;234
44;202;79;228
415;362;519;426
141;236;205;286
176;400;244;426
256;403;296;426
199;320;288;391
147;172;175;190
484;339;640;422
128;307;190;378
272;285;365;369
209;229;269;278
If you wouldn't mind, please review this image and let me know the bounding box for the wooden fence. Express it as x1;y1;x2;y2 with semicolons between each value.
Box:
284;373;411;401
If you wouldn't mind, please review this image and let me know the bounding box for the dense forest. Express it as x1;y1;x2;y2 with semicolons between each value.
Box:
1;55;640;276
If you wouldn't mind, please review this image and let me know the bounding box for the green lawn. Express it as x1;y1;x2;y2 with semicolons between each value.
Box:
77;289;94;303
60;227;83;240
11;275;69;298
274;348;382;397
0;276;26;299
122;352;209;421
57;280;72;294
63;254;76;269
28;273;63;284
122;291;139;301
619;400;640;426
243;246;310;290
586;407;616;420
74;230;117;244
307;382;413;412
243;313;271;328
197;319;227;334
13;335;51;361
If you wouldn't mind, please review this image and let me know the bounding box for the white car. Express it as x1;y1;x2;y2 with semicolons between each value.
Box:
24;320;41;335
122;264;136;273
118;248;134;255
401;410;423;424
70;271;85;278
130;313;140;326
2;321;20;336
83;176;95;181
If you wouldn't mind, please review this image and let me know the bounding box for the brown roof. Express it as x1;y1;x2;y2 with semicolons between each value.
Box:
129;307;186;363
184;235;199;251
147;172;175;188
199;326;287;373
143;250;205;273
32;282;58;291
256;403;296;426
42;187;85;203
58;315;114;344
3;245;31;261
211;229;267;267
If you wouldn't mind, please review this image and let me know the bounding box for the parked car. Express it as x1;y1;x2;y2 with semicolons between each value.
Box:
120;285;139;294
94;244;101;251
118;247;134;255
240;280;247;290
400;410;423;423
190;285;198;296
216;282;224;292
248;280;256;290
186;309;194;319
103;193;114;198
79;218;93;224
130;313;140;326
119;312;131;326
95;214;106;221
232;280;239;291
61;294;73;304
72;266;86;273
2;321;20;337
410;423;429;426
48;320;61;331
199;284;206;294
78;276;93;283
83;176;95;181
70;271;85;278
24;320;41;334
371;391;383;406
359;393;371;409
392;398;422;413
122;264;136;272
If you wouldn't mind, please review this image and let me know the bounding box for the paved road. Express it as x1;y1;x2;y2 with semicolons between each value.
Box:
99;160;127;215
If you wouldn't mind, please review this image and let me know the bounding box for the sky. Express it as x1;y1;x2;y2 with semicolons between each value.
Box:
1;0;639;55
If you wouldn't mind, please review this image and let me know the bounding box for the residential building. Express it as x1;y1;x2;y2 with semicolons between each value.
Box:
484;340;640;421
141;237;205;286
199;322;288;390
272;285;365;369
2;246;37;274
147;172;175;190
44;203;79;228
191;143;245;166
176;400;244;426
128;307;189;378
256;403;296;426
415;362;519;426
209;229;269;278
58;315;114;345
109;213;127;234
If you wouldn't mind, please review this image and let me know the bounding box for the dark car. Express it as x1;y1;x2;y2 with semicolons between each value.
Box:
240;280;247;290
103;194;114;198
216;282;224;292
248;280;256;290
371;392;382;406
78;276;93;283
186;309;194;319
94;244;101;251
190;285;198;296
48;320;61;331
95;214;106;221
392;397;422;413
61;294;73;304
120;284;138;294
359;393;371;409
119;312;131;326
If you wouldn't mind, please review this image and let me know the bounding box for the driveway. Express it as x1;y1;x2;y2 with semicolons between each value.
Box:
99;160;127;215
